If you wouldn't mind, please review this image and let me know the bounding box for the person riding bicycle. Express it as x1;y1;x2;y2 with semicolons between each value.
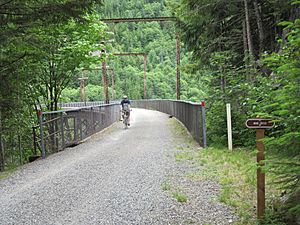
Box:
121;95;131;126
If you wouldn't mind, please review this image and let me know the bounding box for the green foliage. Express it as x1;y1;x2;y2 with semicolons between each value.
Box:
0;0;104;169
86;84;104;101
60;88;80;102
27;14;109;111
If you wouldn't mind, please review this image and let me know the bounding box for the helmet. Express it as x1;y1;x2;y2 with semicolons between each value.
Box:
123;95;128;99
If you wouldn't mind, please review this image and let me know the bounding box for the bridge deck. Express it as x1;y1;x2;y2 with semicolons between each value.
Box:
0;109;236;224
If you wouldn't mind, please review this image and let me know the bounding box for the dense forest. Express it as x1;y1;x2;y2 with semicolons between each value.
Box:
0;0;299;224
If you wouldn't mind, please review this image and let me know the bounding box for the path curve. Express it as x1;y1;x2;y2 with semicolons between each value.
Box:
0;108;237;225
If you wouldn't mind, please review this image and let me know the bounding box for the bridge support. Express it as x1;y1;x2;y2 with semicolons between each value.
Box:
78;75;88;106
176;33;181;100
108;69;115;100
144;54;147;99
102;60;109;104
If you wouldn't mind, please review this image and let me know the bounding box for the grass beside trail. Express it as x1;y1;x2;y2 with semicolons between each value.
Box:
196;147;258;224
0;168;16;180
195;147;283;225
169;118;282;225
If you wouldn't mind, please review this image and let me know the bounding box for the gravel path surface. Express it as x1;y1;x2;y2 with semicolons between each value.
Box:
0;108;237;225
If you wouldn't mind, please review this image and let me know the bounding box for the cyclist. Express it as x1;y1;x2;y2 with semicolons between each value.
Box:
121;95;131;126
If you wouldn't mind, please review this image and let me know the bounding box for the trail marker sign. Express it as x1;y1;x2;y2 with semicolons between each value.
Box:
246;117;274;219
245;118;274;129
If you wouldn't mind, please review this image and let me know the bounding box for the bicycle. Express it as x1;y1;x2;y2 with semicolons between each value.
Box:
122;109;130;129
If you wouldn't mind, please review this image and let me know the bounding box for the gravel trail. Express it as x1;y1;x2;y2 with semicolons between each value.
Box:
0;108;237;225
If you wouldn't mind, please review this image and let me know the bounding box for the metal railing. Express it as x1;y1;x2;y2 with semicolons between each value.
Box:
33;103;121;158
58;101;119;108
1;99;206;172
132;100;206;147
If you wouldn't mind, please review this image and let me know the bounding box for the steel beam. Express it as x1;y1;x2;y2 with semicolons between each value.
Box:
113;53;145;56
102;17;176;23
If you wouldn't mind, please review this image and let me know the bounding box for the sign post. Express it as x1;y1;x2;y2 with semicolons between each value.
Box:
246;118;274;219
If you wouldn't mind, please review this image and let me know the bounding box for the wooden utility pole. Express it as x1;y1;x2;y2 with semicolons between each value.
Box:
107;68;115;100
143;54;147;99
176;32;181;100
78;74;88;106
111;69;115;100
102;60;109;104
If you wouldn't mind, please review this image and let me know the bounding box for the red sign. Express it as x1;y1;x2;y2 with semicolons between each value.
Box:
246;119;274;129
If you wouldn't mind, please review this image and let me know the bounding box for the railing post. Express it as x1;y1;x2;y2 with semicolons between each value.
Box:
38;110;46;158
60;112;65;150
0;133;4;172
32;126;37;155
0;110;4;171
201;101;207;148
79;109;83;140
74;115;78;142
91;107;95;133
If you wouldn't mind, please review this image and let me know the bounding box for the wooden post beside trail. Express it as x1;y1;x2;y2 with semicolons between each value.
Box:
226;103;233;150
256;128;265;218
246;118;274;219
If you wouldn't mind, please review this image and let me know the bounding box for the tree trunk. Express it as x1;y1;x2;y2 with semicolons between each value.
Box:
0;110;4;171
221;70;226;98
253;0;265;53
244;0;255;60
243;20;248;58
